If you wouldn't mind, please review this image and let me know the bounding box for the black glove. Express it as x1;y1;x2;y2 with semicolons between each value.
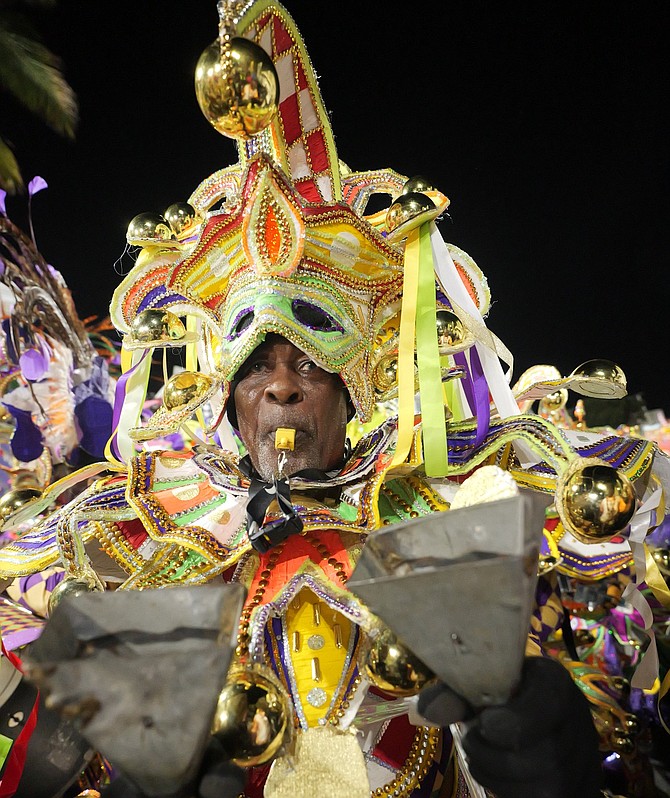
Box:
418;656;603;798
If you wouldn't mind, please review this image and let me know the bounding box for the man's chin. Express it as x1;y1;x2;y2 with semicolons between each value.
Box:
252;446;320;481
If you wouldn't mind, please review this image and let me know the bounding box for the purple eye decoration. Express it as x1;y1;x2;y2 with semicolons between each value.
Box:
292;300;343;333
229;308;255;339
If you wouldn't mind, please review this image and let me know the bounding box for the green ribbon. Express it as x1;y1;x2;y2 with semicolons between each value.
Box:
416;223;448;475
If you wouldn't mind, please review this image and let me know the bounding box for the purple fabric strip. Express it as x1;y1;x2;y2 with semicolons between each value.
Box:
454;349;489;447
469;345;490;447
453;351;474;411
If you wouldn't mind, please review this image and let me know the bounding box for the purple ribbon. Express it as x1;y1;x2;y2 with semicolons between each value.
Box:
454;347;490;447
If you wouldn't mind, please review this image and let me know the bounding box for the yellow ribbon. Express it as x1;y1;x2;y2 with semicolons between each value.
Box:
391;224;449;475
391;229;421;468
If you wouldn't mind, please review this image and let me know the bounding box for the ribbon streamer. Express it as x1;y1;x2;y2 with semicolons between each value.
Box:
105;347;152;466
621;486;662;690
391;229;421;469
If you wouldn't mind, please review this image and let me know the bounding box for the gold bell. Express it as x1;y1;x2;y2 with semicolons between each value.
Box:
164;202;203;239
127;309;190;349
359;625;435;696
163;371;214;412
0;487;42;526
569;359;627;399
385;192;441;243
211;666;290;767
558;462;636;544
47;574;103;617
126;213;176;247
194;36;279;140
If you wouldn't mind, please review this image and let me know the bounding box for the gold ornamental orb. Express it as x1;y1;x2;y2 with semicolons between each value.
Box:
164;202;202;239
359;626;435;696
0;487;42;526
373;354;398;394
538;388;568;415
195;37;279;141
401;175;435;195
569;359;627;399
47;575;102;617
163;371;214;412
385;192;439;242
560;463;636;544
126;213;175;247
435;310;466;350
129;309;188;347
211;667;290;767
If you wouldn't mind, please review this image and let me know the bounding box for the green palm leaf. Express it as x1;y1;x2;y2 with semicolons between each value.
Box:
0;12;79;139
0;136;24;193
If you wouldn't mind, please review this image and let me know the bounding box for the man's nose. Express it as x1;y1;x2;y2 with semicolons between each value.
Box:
264;366;303;404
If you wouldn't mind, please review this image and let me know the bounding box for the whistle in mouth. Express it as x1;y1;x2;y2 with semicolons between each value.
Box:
275;428;295;451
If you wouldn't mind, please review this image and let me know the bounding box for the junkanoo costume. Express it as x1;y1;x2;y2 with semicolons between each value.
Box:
1;2;669;796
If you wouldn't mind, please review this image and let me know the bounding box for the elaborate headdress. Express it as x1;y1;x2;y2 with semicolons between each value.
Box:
107;0;499;475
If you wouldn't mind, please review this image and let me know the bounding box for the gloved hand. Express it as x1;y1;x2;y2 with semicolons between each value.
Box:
100;738;246;798
418;655;603;798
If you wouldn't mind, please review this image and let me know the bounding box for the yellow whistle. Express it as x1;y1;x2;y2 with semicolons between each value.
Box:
275;428;295;451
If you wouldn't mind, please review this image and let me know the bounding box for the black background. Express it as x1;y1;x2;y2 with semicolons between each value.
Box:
5;0;669;416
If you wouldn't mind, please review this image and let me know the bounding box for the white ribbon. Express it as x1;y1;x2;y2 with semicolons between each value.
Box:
430;225;538;467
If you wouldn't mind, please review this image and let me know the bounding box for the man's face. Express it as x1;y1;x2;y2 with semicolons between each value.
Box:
232;335;349;480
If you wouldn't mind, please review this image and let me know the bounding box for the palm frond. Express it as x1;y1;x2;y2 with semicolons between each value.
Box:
0;136;24;193
0;16;78;138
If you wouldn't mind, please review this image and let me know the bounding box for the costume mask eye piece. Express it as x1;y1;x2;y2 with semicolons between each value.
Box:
230;309;255;338
291;299;343;333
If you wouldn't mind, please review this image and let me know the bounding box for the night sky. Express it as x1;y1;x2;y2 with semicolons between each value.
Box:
5;0;670;416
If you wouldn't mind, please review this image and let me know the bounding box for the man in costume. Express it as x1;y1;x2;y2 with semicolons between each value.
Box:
0;2;668;796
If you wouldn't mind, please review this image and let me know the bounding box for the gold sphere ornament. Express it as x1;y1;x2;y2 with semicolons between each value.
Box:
211;666;290;767
0;487;42;526
435;310;467;351
126;213;176;247
163;371;215;412
126;309;194;350
47;574;103;617
195;37;279;140
164;202;203;239
385;192;440;243
359;625;435;696
538;388;568;416
568;359;627;399
556;459;636;544
401;175;435;195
